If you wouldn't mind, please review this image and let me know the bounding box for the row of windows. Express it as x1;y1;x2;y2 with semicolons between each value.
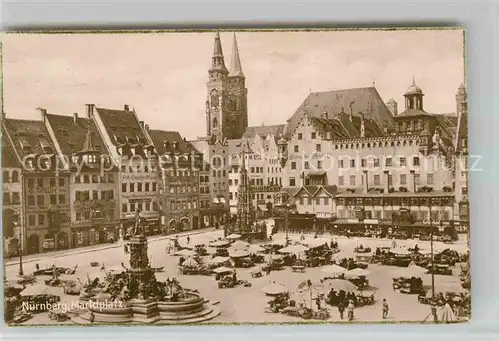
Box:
338;157;419;169
168;200;198;211
167;185;198;194
122;201;157;213
213;182;226;190
3;170;20;183
163;169;197;177
291;160;324;170
27;177;66;188
27;194;66;207
293;143;322;153
337;209;451;221
75;190;114;201
28;213;46;226
267;166;281;173
297;132;317;140
228;179;239;187
200;175;210;183
74;173;114;184
250;167;264;173
3;192;21;205
200;200;211;209
213;170;227;178
299;197;331;206
75;209;115;221
200;186;211;194
337;173;432;187
121;182;157;193
121;165;157;173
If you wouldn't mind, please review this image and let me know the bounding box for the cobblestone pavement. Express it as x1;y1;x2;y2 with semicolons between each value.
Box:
7;230;468;325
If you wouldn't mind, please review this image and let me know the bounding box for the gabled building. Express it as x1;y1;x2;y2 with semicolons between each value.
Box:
190;136;229;227
90;104;161;237
44;110;120;247
148;129;202;232
3;112;71;254
2;122;24;257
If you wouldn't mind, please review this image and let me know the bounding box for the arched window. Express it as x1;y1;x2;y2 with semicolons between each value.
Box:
212;117;218;129
3;171;9;183
11;171;19;183
211;91;219;108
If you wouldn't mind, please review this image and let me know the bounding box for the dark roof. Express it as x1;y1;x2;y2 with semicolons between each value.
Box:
242;125;285;139
3;118;56;159
1;126;21;168
95;107;147;146
285;87;394;137
293;185;339;197
149;130;197;155
46;113;106;155
455;110;468;150
396;108;432;117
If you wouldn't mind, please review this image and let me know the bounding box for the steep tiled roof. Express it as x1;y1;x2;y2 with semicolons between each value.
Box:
46;113;106;155
242;125;285;139
95;107;147;146
285;87;394;137
149;130;196;155
396;108;432;117
1;126;21;168
3;118;56;159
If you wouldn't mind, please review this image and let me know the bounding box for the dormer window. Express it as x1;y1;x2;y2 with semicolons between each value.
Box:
164;141;170;149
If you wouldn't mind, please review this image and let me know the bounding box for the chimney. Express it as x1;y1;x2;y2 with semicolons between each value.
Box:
321;111;328;119
409;170;416;193
363;170;369;194
384;170;390;193
145;124;149;131
124;104;129;111
383;122;388;135
386;99;398;116
39;108;47;122
85;104;94;118
349;101;355;122
139;121;145;129
73;113;78;125
360;113;366;138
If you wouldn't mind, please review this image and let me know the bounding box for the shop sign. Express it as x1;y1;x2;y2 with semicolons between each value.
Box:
364;219;379;224
121;174;158;182
315;212;332;218
28;187;66;195
43;239;55;249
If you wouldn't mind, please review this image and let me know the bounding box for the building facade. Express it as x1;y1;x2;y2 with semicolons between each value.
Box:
44;111;121;247
148;129;202;233
3;115;71;254
91;104;161;237
190;136;229;226
2;125;24;257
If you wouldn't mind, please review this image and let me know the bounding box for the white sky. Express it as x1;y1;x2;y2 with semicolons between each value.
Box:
2;29;465;140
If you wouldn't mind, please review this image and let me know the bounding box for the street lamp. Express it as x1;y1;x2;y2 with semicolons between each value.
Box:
18;231;24;276
284;203;290;246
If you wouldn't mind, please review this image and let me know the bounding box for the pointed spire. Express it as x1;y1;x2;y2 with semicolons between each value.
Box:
80;120;96;153
210;31;227;73
229;32;244;77
213;31;223;57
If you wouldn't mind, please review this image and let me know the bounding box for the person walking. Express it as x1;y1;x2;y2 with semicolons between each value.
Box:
347;300;355;321
382;298;389;319
338;301;345;320
187;235;191;245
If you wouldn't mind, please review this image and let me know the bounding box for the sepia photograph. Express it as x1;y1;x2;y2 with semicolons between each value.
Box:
1;29;469;326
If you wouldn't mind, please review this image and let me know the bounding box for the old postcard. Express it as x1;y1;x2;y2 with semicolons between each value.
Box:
1;29;469;325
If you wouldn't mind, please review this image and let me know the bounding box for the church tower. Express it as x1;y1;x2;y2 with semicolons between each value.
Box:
205;32;248;140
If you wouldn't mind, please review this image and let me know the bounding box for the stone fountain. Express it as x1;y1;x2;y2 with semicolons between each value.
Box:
72;210;220;324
